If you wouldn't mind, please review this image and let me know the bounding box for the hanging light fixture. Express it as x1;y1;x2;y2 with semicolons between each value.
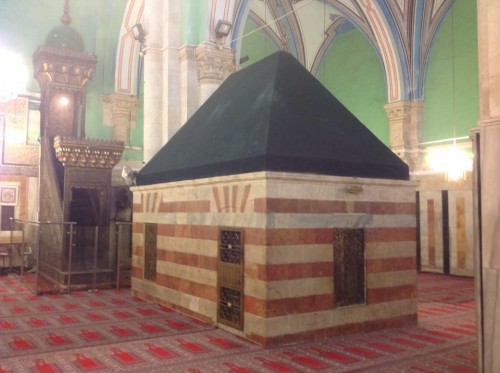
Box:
426;141;473;181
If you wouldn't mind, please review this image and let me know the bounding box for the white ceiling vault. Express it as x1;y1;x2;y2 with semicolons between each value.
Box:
116;0;454;103
231;0;454;102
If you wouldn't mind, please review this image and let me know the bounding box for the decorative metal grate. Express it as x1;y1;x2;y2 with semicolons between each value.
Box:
220;230;243;264
217;229;244;330
144;223;157;281
218;286;242;328
333;228;365;307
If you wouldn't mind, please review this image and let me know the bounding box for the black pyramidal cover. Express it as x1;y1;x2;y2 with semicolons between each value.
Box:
136;51;409;186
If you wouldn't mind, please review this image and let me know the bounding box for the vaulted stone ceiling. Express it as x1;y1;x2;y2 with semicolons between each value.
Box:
242;0;454;100
115;0;456;103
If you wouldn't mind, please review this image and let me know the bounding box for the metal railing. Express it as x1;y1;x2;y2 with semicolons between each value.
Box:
115;221;132;289
8;219;132;295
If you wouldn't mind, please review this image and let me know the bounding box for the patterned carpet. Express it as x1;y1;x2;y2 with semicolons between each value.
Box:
0;272;477;372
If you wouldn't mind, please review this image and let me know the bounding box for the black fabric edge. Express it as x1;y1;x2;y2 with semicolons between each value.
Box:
136;155;409;185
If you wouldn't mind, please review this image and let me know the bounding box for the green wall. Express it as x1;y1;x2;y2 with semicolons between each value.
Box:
72;0;128;141
318;28;389;145
422;0;478;142
181;0;209;45
239;18;280;68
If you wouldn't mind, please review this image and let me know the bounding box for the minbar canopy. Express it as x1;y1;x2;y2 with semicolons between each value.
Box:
136;51;409;186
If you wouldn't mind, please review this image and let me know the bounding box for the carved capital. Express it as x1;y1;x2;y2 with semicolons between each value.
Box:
102;93;137;120
195;43;236;84
102;93;138;142
54;136;124;169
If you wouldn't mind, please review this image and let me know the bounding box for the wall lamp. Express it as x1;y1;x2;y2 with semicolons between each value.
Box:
215;20;232;38
131;23;145;43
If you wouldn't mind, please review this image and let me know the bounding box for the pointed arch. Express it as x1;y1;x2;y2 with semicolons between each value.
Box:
115;0;144;96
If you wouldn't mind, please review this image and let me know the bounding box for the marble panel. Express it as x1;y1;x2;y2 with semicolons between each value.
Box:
448;190;474;276
419;190;444;271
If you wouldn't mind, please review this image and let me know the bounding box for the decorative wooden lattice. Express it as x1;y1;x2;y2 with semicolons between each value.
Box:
333;228;365;307
144;223;157;281
217;229;244;330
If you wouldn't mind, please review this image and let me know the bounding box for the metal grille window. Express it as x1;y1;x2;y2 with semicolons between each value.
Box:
217;229;244;330
333;228;365;307
144;223;157;281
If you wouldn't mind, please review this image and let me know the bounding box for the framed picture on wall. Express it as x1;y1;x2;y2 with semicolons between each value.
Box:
0;185;18;206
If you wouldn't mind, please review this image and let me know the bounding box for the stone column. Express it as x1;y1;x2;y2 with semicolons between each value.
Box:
195;43;236;104
179;45;200;125
384;100;423;172
476;1;500;371
143;0;163;163
160;0;181;143
102;93;137;143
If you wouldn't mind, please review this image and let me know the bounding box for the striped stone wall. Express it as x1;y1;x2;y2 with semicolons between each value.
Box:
131;172;417;345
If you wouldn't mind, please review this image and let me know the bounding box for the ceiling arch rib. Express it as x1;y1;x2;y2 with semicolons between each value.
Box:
357;0;404;102
384;0;413;98
230;0;253;63
114;0;455;111
247;10;283;46
417;0;453;100
386;0;413;66
230;0;403;101
264;0;292;53
326;0;378;47
292;0;340;71
310;15;345;76
235;0;307;65
274;0;306;65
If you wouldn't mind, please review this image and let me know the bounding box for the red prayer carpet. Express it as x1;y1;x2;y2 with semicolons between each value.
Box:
0;272;477;372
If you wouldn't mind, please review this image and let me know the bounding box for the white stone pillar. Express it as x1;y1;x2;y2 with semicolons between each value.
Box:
179;45;200;125
143;0;163;163
142;0;182;160
161;0;182;143
195;43;236;104
476;1;500;371
384;100;423;172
